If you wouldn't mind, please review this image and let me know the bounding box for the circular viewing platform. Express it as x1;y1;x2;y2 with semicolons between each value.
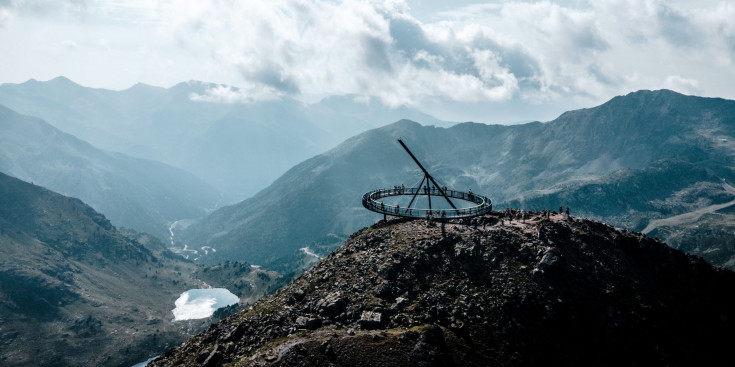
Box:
362;187;492;219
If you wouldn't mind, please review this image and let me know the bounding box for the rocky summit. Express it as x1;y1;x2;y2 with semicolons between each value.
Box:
151;213;735;367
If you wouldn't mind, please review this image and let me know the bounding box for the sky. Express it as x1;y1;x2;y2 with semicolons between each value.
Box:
1;0;733;124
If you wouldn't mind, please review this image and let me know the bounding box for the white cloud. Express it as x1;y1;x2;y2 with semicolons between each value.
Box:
189;83;284;104
3;0;87;18
159;1;528;107
0;8;9;28
0;0;733;123
662;75;701;95
60;39;78;50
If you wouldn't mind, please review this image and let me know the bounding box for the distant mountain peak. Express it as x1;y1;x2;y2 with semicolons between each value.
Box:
49;75;75;84
125;81;166;92
393;118;421;126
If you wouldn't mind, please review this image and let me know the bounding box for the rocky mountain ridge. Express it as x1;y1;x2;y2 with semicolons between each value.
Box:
151;214;735;366
180;89;735;272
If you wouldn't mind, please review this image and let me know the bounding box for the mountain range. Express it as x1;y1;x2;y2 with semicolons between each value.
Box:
2;77;735;366
0;77;444;202
0;104;220;240
178;90;735;271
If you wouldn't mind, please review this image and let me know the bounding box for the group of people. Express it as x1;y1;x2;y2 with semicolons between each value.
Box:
392;185;405;195
502;208;526;223
538;206;572;220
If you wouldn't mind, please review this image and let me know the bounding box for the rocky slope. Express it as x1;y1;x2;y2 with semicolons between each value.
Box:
194;261;284;306
151;214;735;367
181;90;735;271
0;172;281;367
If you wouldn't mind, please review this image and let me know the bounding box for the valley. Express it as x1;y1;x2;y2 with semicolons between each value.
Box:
641;182;735;234
0;173;282;366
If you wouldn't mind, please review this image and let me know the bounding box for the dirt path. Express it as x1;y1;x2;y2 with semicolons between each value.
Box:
641;182;735;234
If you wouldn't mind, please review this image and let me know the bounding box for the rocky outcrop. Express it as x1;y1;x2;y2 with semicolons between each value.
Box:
151;213;735;366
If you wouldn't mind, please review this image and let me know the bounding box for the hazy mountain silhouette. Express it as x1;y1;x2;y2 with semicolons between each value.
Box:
180;90;735;270
0;104;220;239
0;77;444;201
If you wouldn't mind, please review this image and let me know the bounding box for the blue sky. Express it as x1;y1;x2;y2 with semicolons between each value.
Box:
1;0;733;124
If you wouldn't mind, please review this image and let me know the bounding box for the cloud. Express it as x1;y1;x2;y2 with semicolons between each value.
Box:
189;83;285;104
159;0;527;107
60;39;79;50
240;64;301;96
0;8;9;28
656;4;698;47
662;75;701;95
2;0;734;123
3;0;87;17
150;0;734;114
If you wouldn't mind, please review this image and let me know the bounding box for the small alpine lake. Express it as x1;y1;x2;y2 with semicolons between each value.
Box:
172;288;239;321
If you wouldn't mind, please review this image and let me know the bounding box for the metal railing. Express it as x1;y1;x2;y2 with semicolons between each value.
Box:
362;187;492;219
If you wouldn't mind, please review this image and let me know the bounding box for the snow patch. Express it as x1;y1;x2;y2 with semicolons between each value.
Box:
131;356;158;367
201;246;216;255
172;288;239;321
300;247;323;260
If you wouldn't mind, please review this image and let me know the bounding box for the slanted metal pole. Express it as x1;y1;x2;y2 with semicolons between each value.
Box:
426;175;432;210
407;176;426;209
397;139;457;209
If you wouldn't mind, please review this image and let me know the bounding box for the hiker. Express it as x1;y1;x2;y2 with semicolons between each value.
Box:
537;221;544;240
560;206;563;215
566;206;570;219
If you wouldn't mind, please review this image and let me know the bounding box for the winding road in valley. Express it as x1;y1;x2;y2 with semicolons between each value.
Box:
641;182;735;234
